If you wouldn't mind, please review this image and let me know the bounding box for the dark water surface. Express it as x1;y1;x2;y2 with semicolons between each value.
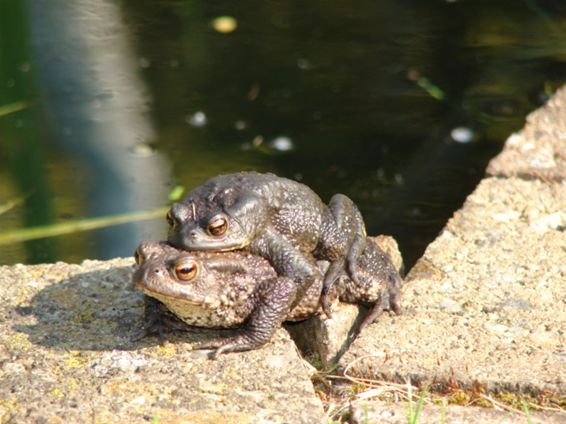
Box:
1;1;565;266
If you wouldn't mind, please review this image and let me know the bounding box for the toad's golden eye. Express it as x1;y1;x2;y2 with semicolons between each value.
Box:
175;261;198;281
207;216;228;236
166;210;175;228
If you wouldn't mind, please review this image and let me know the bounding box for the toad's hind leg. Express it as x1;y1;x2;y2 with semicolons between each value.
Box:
357;269;402;334
319;194;367;315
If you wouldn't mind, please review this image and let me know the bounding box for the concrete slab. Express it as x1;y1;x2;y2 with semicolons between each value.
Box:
0;259;326;423
339;177;566;402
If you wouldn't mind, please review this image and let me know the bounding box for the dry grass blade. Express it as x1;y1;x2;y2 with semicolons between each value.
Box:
342;354;433;404
480;394;566;418
480;393;528;415
324;400;349;422
525;403;566;414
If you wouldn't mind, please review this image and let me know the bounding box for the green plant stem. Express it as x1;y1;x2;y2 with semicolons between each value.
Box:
0;207;168;245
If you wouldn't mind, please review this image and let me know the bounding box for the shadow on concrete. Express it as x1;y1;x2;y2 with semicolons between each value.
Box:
12;265;231;352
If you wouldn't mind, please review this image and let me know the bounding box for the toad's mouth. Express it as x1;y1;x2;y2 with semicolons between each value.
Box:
134;282;211;306
184;238;248;251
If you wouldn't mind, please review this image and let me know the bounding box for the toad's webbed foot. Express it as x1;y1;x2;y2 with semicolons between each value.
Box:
192;330;272;360
193;276;297;359
318;194;367;316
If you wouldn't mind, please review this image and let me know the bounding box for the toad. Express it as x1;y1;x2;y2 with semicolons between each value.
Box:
166;172;367;314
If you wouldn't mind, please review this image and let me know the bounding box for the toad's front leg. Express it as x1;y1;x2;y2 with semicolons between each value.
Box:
249;227;321;307
193;276;297;359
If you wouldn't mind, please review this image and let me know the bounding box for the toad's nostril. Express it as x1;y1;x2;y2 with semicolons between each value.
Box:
166;210;175;228
134;249;143;265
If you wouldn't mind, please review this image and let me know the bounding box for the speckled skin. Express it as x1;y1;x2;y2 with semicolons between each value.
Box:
133;239;401;357
166;172;366;315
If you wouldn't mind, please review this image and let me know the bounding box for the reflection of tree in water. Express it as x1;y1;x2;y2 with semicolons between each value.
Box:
1;0;171;264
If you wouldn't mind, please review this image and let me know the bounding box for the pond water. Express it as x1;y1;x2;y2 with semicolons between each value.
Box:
1;0;565;267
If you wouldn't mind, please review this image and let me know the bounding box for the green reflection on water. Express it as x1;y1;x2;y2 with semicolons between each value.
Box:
0;0;58;263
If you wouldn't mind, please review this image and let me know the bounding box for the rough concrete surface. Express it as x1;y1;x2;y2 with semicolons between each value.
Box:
487;85;566;181
0;259;325;423
340;177;565;396
349;400;565;424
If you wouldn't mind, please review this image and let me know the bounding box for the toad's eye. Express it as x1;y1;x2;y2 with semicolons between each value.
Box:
166;210;175;228
207;216;228;236
175;261;198;281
